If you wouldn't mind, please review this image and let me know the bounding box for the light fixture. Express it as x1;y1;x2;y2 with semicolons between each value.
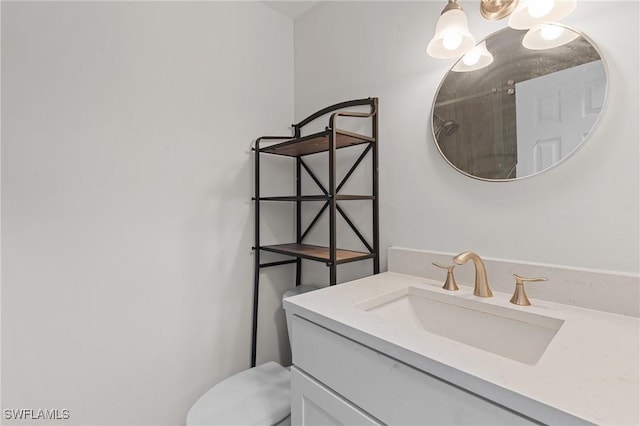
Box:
508;0;577;30
452;41;494;72
427;0;476;59
479;0;518;20
427;0;577;59
522;23;579;50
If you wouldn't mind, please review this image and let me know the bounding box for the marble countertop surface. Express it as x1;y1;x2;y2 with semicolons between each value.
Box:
284;272;640;425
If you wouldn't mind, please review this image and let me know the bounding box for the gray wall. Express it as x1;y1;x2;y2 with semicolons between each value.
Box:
1;2;294;425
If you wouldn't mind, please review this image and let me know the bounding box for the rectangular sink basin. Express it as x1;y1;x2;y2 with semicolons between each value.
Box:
355;286;564;365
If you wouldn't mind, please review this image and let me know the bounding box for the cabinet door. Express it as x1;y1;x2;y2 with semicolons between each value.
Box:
291;367;381;426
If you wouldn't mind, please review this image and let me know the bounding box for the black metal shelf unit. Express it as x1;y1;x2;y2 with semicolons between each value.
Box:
251;97;379;367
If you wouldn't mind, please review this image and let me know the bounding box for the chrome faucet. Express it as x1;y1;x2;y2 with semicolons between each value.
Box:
453;252;493;297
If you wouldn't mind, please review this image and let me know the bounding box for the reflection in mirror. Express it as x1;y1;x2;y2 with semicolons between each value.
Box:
432;25;607;181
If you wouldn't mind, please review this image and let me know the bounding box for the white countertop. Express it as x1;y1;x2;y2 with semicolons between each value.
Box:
284;272;640;425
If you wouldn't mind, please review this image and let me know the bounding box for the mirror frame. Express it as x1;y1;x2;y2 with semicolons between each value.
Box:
431;25;610;182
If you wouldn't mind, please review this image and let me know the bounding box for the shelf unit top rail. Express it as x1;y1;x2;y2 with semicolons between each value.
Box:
254;98;378;158
294;97;377;129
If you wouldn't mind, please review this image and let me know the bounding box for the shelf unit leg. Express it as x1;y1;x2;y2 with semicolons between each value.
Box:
251;139;261;368
329;129;337;285
330;264;337;286
372;98;380;274
296;155;302;286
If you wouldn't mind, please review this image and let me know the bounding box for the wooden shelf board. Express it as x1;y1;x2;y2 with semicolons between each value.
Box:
260;129;374;157
260;243;373;264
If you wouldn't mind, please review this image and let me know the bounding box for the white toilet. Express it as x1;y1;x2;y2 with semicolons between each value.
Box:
185;285;318;426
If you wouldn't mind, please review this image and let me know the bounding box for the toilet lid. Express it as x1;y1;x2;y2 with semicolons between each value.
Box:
186;362;290;426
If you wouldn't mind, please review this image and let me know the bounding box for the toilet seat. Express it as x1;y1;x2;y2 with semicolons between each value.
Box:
186;362;290;426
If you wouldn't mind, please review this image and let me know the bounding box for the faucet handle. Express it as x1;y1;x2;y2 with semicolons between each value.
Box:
432;262;459;291
510;274;547;306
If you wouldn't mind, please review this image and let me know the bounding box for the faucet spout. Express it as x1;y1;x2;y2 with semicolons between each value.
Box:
453;251;493;297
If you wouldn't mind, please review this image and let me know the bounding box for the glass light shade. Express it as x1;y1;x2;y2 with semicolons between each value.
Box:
452;41;494;72
508;0;577;30
522;24;580;50
427;9;476;59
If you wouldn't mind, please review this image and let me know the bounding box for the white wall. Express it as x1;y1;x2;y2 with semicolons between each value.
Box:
1;2;293;425
294;1;639;275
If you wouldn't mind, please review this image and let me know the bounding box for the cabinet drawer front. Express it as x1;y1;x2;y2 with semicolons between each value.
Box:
291;315;537;426
291;367;382;426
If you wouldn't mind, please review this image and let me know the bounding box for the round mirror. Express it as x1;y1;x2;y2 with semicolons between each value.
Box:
432;25;608;181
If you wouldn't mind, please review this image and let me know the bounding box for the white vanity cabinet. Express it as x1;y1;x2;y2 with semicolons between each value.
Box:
289;315;537;425
285;265;639;425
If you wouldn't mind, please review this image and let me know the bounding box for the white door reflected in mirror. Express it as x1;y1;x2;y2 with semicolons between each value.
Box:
515;60;606;176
